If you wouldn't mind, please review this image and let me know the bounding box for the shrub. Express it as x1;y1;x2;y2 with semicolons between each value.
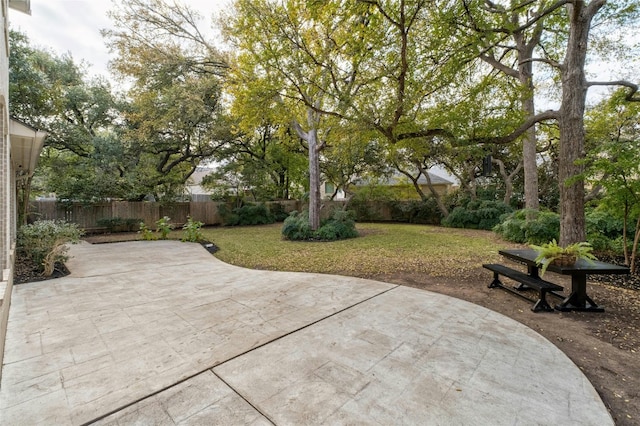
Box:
389;199;443;224
156;216;174;240
317;210;359;241
349;199;386;221
218;204;240;226
235;204;275;225
181;216;204;242
493;209;560;244
586;209;625;239
17;220;83;276
96;217;141;233
586;209;626;253
282;210;358;241
443;199;513;230
139;222;157;240
348;185;397;221
282;211;313;240
268;203;290;222
525;211;561;244
220;203;275;226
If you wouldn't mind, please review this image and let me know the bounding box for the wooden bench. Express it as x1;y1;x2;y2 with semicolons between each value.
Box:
483;263;564;312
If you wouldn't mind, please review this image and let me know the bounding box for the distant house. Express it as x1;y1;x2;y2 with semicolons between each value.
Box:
320;182;346;200
354;171;455;199
185;166;216;202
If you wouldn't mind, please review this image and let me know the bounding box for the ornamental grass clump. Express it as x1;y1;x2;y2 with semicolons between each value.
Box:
17;220;83;276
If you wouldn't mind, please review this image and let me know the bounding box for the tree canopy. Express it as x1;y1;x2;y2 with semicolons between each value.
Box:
10;0;640;246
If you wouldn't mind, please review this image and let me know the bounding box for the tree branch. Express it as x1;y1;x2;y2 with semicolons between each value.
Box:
395;109;559;146
587;80;640;101
480;53;519;78
520;56;562;69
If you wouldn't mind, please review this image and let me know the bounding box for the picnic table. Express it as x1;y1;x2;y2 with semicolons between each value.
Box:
484;249;629;312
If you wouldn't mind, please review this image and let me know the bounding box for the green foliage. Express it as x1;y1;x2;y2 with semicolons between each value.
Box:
17;220;83;276
84;3;233;201
181;217;204;242
442;200;513;230
585;89;640;260
493;209;560;244
220;203;276;226
203;125;308;202
585;208;627;253
316;210;359;241
282;210;358;241
139;222;157;240
531;240;596;276
281;211;313;241
268;203;289;222
96;217;141;233
389;199;444;225
217;204;239;226
586;209;625;239
492;205;632;254
238;204;275;225
348;186;397;221
156;216;174;240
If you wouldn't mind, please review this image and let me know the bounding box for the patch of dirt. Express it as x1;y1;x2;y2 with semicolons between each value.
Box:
13;233;640;425
14;257;69;284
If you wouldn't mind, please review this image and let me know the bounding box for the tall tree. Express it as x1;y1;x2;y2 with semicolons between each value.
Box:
224;0;369;229
586;89;640;270
459;0;639;244
321;128;387;202
9;30;133;204
555;0;638;244
459;0;562;211
104;0;231;199
211;123;308;201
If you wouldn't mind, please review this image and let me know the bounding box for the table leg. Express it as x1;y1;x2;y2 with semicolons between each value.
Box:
555;273;604;312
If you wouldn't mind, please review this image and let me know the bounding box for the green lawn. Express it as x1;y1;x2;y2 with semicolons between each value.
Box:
200;222;518;280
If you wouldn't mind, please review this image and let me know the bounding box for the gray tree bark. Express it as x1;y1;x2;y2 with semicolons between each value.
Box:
493;158;523;206
519;69;540;212
557;0;605;246
292;107;323;231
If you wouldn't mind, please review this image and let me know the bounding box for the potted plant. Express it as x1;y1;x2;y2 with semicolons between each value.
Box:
530;239;597;275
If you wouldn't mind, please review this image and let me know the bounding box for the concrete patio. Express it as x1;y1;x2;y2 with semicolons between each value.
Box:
1;240;613;425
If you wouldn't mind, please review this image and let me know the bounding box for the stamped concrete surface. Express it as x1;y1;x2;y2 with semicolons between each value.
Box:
1;241;613;425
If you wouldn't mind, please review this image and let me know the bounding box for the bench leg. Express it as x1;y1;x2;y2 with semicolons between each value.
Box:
488;272;502;289
531;290;554;312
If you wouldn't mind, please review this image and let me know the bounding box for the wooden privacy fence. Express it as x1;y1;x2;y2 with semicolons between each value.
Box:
29;200;302;232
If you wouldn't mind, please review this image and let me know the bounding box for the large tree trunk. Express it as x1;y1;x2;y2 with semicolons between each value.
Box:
17;176;33;226
557;0;604;246
307;127;321;230
521;90;539;211
292;107;323;231
516;35;540;212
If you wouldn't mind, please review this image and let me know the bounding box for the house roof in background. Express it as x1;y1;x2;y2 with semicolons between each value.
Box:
9;0;31;15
